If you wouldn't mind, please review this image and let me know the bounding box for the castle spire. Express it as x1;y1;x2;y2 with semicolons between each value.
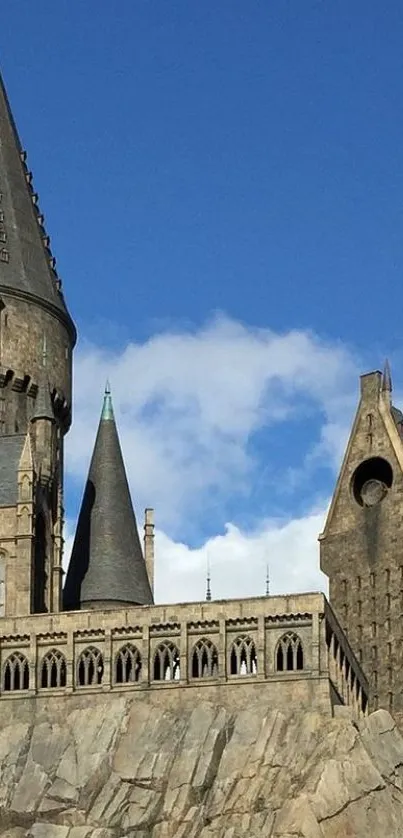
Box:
102;380;114;420
382;359;392;394
265;564;270;597
31;378;54;424
31;335;54;423
206;557;212;602
63;385;154;610
0;70;75;339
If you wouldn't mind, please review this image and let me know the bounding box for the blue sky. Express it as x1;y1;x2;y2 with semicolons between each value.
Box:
1;2;403;600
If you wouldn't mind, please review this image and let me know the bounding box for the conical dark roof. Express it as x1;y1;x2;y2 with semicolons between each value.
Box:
31;338;55;422
382;359;392;393
63;387;154;610
31;378;55;422
0;71;75;339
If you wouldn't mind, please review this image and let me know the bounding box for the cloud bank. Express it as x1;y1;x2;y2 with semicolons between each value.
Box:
65;314;359;601
154;508;328;603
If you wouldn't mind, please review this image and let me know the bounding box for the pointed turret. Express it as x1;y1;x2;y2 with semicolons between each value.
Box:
31;337;54;423
206;559;212;602
18;431;33;472
382;359;392;394
31;378;54;423
0;72;75;335
265;564;270;597
64;386;154;610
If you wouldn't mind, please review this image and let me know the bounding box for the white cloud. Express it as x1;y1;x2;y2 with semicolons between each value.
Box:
153;506;329;603
64;505;329;603
66;314;358;532
63;314;358;602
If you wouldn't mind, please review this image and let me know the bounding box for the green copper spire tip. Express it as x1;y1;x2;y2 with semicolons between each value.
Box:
101;381;114;421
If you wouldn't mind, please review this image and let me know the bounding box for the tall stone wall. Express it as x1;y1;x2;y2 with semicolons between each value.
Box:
0;593;368;720
320;372;403;716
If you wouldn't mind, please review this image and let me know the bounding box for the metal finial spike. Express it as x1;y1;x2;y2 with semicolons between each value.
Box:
382;359;392;393
265;564;270;597
206;556;212;602
101;381;114;421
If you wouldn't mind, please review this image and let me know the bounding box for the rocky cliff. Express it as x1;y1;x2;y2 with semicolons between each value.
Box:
0;697;402;838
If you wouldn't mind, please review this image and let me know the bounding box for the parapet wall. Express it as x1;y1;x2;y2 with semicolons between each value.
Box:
0;592;368;722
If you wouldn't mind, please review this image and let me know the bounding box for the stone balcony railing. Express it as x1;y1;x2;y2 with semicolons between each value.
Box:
0;592;369;718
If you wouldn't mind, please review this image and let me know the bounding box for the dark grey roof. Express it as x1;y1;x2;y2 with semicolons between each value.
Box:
0;71;76;341
382;359;392;393
31;378;55;422
0;435;25;506
391;405;403;425
63;389;154;610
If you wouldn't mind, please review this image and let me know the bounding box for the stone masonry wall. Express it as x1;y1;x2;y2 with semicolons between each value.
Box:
0;294;73;430
320;373;403;717
0;593;368;721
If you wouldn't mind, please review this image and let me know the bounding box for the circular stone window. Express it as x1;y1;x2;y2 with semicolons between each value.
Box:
352;457;393;507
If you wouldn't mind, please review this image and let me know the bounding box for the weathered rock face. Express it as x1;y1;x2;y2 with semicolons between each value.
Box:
0;698;402;837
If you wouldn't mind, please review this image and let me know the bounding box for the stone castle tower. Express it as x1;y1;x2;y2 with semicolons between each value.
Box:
320;365;403;720
0;71;153;620
0;72;76;617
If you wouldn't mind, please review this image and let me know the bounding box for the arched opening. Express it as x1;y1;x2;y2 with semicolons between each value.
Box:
3;652;29;691
296;641;303;670
115;644;142;684
276;633;304;672
40;649;67;689
153;642;180;681
229;636;257;676
77;647;104;687
352;457;393;507
191;639;219;678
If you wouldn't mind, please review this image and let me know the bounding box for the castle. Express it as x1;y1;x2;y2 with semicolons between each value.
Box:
0;69;400;729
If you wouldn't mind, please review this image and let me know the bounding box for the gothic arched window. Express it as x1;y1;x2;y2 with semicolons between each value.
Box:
276;632;304;672
3;652;29;691
229;635;257;676
191;638;219;678
153;641;180;681
115;644;142;684
40;649;67;689
77;646;104;687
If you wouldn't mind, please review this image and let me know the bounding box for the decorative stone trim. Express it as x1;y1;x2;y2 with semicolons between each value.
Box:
149;622;181;635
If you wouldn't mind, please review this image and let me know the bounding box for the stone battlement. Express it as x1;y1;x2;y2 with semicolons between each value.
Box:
0;592;368;720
